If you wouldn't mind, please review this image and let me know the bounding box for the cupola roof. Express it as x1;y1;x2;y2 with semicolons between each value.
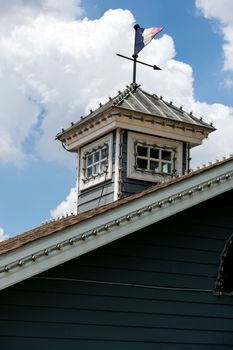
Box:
56;83;215;148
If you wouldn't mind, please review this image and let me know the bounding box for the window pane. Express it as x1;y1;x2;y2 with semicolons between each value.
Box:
161;162;172;173
87;154;93;166
150;160;159;171
150;148;159;159
94;151;100;162
100;160;107;172
137;146;148;157
94;163;100;174
137;158;148;169
101;147;108;159
161;150;171;161
87;167;92;177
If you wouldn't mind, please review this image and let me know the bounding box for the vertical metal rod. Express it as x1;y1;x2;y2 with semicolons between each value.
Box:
132;24;140;84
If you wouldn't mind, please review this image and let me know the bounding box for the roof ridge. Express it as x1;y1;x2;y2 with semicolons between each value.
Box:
112;83;140;106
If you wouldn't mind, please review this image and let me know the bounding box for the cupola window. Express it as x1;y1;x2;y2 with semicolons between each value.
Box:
127;131;182;183
135;142;173;174
85;146;108;178
80;134;113;191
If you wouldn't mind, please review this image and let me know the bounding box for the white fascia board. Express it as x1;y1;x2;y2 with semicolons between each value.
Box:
1;160;233;291
114;120;204;146
66;120;117;150
65;112;206;151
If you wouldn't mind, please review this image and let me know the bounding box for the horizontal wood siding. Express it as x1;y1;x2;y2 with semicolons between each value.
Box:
78;180;114;212
1;190;233;349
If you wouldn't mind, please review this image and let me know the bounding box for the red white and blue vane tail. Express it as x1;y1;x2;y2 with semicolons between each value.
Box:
135;27;163;55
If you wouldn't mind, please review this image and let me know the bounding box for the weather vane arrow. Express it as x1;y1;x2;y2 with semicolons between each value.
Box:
116;23;163;84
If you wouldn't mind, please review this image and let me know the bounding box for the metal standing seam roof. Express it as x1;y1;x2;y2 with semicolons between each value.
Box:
56;83;214;139
1;155;233;257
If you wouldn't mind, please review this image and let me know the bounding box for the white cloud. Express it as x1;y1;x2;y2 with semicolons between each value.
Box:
50;187;77;218
196;0;233;23
0;6;136;163
15;0;226;213
196;0;233;72
0;227;9;242
191;101;233;166
1;1;233;213
0;0;83;24
193;0;233;165
0;0;83;164
2;2;231;167
40;0;83;19
0;3;203;165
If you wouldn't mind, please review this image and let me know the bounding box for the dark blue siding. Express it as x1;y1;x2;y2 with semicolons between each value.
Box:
1;190;233;349
78;180;114;212
182;142;188;172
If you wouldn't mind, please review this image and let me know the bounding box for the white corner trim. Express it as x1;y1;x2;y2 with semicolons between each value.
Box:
114;128;121;201
1;160;233;291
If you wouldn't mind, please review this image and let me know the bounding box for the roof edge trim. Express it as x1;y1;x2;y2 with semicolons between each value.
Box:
0;161;233;291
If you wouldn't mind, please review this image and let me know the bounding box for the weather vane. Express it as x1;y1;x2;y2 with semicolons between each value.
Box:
116;23;163;84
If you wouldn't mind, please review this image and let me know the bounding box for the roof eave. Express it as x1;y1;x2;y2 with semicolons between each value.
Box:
1;158;233;291
57;105;215;151
55;105;115;141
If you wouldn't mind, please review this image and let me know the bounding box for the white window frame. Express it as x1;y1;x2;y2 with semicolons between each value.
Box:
80;134;113;191
135;142;174;174
127;132;183;182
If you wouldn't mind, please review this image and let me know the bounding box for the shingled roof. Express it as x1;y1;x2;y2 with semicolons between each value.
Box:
56;83;214;141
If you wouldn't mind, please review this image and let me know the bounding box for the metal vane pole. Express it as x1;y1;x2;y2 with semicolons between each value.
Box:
132;23;140;85
116;23;162;83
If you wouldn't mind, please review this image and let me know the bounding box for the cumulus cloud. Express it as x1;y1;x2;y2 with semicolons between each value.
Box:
0;227;9;242
193;0;233;164
0;6;198;165
50;187;77;218
2;1;231;167
196;0;233;72
0;5;136;163
1;1;233;214
0;0;83;26
191;101;233;166
0;0;83;164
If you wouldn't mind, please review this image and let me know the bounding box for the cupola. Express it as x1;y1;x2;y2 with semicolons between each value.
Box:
56;83;215;213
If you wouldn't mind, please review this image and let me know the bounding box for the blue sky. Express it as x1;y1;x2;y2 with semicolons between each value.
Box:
0;0;233;239
85;0;231;106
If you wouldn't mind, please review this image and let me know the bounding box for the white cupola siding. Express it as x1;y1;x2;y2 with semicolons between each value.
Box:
56;84;215;213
